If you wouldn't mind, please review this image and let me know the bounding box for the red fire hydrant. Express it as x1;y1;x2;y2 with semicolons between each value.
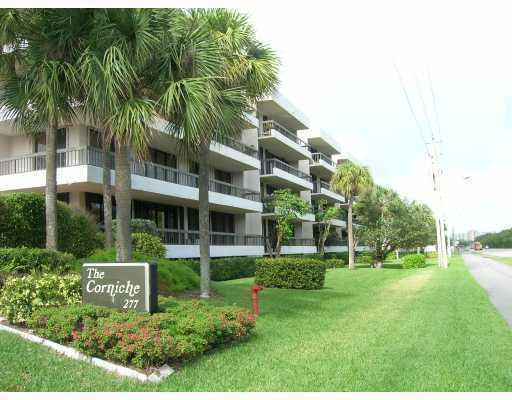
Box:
251;284;265;316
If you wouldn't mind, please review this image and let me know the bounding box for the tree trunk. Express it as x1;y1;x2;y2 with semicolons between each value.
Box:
347;198;355;269
102;136;114;248
319;222;332;257
275;233;282;257
198;141;211;298
115;142;132;262
45;125;58;250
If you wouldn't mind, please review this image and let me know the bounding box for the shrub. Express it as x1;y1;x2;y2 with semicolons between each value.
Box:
113;218;158;237
0;247;75;274
82;248;199;293
157;259;200;294
0;192;103;258
188;257;257;281
0;274;81;324
402;254;427;269
69;299;255;370
28;304;115;343
132;232;166;259
324;259;344;269
323;252;349;264
355;253;374;265
255;258;326;289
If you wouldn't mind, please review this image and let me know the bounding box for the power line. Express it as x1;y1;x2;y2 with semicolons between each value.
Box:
428;68;442;143
393;60;432;157
416;75;436;142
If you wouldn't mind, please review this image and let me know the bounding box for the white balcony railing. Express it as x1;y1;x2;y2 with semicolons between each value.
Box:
260;120;310;149
0;146;261;202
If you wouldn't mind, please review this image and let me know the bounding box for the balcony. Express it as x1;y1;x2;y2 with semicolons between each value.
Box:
158;229;265;258
261;202;316;222
312;180;345;203
298;128;341;156
258;120;312;161
310;152;336;180
324;237;348;253
209;135;260;172
149;117;259;172
260;158;313;191
0;147;262;213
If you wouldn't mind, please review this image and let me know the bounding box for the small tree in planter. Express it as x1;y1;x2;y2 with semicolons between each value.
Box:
265;189;309;257
315;199;342;256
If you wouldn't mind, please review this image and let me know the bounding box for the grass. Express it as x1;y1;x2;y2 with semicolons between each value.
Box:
1;255;512;391
482;254;512;267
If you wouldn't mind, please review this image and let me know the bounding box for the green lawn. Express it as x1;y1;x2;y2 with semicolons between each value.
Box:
482;254;512;266
1;256;512;391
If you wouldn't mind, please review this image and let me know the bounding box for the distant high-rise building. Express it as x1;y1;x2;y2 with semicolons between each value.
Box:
467;230;479;241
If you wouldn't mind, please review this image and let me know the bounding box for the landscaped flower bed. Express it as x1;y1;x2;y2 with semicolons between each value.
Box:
25;298;255;371
0;271;256;374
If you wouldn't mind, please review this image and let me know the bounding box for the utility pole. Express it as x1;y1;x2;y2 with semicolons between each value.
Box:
429;141;448;268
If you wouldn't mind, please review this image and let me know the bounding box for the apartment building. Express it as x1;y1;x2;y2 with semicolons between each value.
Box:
0;92;346;258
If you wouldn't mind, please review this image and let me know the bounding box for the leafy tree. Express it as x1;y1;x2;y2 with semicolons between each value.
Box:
477;228;512;248
401;201;436;251
355;186;436;267
265;189;309;257
315;199;342;256
330;160;373;269
0;9;91;250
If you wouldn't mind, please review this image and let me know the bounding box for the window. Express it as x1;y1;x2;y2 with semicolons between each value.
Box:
186;209;234;233
34;128;67;152
89;128;115;152
189;161;199;174
211;211;234;233
85;193;104;224
85;192;116;224
57;192;70;204
187;208;199;231
214;169;231;184
149;148;176;168
133;200;183;230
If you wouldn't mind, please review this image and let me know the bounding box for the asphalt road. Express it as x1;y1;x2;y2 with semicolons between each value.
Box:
463;252;512;327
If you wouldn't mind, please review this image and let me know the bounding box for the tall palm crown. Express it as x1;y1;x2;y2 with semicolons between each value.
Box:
0;9;90;133
0;9;93;250
330;160;374;200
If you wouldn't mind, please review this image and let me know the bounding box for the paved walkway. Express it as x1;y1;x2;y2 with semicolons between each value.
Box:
463;253;512;327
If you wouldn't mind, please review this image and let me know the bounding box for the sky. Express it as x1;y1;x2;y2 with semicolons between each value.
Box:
244;5;512;235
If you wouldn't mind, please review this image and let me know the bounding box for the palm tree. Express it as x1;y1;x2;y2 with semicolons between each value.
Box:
78;9;162;261
167;9;279;297
0;9;90;250
80;9;222;262
330;160;373;269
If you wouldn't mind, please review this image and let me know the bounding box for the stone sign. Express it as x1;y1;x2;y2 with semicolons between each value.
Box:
82;262;158;313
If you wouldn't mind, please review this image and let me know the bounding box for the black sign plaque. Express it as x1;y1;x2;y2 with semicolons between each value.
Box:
82;262;158;313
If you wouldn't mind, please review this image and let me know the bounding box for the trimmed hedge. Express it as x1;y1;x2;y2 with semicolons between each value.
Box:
324;259;345;269
255;257;326;289
324;252;349;264
188;257;257;281
0;192;103;258
132;232;166;259
0;247;74;274
28;299;256;370
82;248;199;293
402;254;427;269
0;273;81;324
